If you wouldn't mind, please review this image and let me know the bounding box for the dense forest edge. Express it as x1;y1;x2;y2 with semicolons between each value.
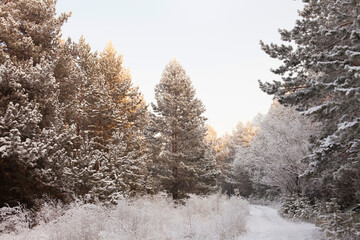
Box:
0;0;359;239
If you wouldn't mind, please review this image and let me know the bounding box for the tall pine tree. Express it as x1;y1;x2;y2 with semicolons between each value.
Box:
259;0;360;206
151;59;217;200
0;0;72;207
66;39;151;201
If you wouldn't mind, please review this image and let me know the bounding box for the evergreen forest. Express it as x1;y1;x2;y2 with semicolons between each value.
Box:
0;1;359;239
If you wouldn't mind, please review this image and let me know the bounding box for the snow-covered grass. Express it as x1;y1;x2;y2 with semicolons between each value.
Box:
0;194;249;240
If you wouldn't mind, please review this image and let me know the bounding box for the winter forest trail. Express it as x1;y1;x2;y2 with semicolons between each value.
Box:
238;205;323;240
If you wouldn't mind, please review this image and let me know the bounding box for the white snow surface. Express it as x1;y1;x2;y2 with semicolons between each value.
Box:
238;205;323;240
0;197;323;240
0;194;248;240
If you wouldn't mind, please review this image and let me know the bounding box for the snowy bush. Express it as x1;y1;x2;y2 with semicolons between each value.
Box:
280;196;360;240
317;211;360;240
0;204;32;235
316;200;360;240
1;194;249;240
280;194;318;221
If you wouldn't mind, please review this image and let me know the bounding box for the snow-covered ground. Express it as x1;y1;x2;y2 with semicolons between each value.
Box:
238;205;323;240
1;196;324;240
1;194;248;240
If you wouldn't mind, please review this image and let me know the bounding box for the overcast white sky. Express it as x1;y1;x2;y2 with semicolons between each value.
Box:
56;0;304;136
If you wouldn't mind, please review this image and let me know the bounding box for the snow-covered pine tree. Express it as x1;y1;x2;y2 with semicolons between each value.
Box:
98;42;148;142
54;38;86;133
0;0;70;65
64;39;152;200
0;52;70;207
144;112;164;193
69;131;100;199
59;37;97;146
151;58;217;199
259;0;360;206
103;131;148;200
86;73;118;149
0;0;74;207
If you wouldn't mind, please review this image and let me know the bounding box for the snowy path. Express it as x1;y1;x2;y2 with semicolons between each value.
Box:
237;205;323;240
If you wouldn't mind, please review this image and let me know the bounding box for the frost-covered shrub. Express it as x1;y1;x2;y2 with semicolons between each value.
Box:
316;200;360;240
183;194;248;239
281;196;360;240
317;211;360;240
280;194;318;220
1;194;249;240
0;204;32;235
31;199;66;226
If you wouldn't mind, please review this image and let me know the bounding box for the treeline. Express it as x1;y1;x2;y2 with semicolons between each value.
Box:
1;0;253;207
0;0;149;206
